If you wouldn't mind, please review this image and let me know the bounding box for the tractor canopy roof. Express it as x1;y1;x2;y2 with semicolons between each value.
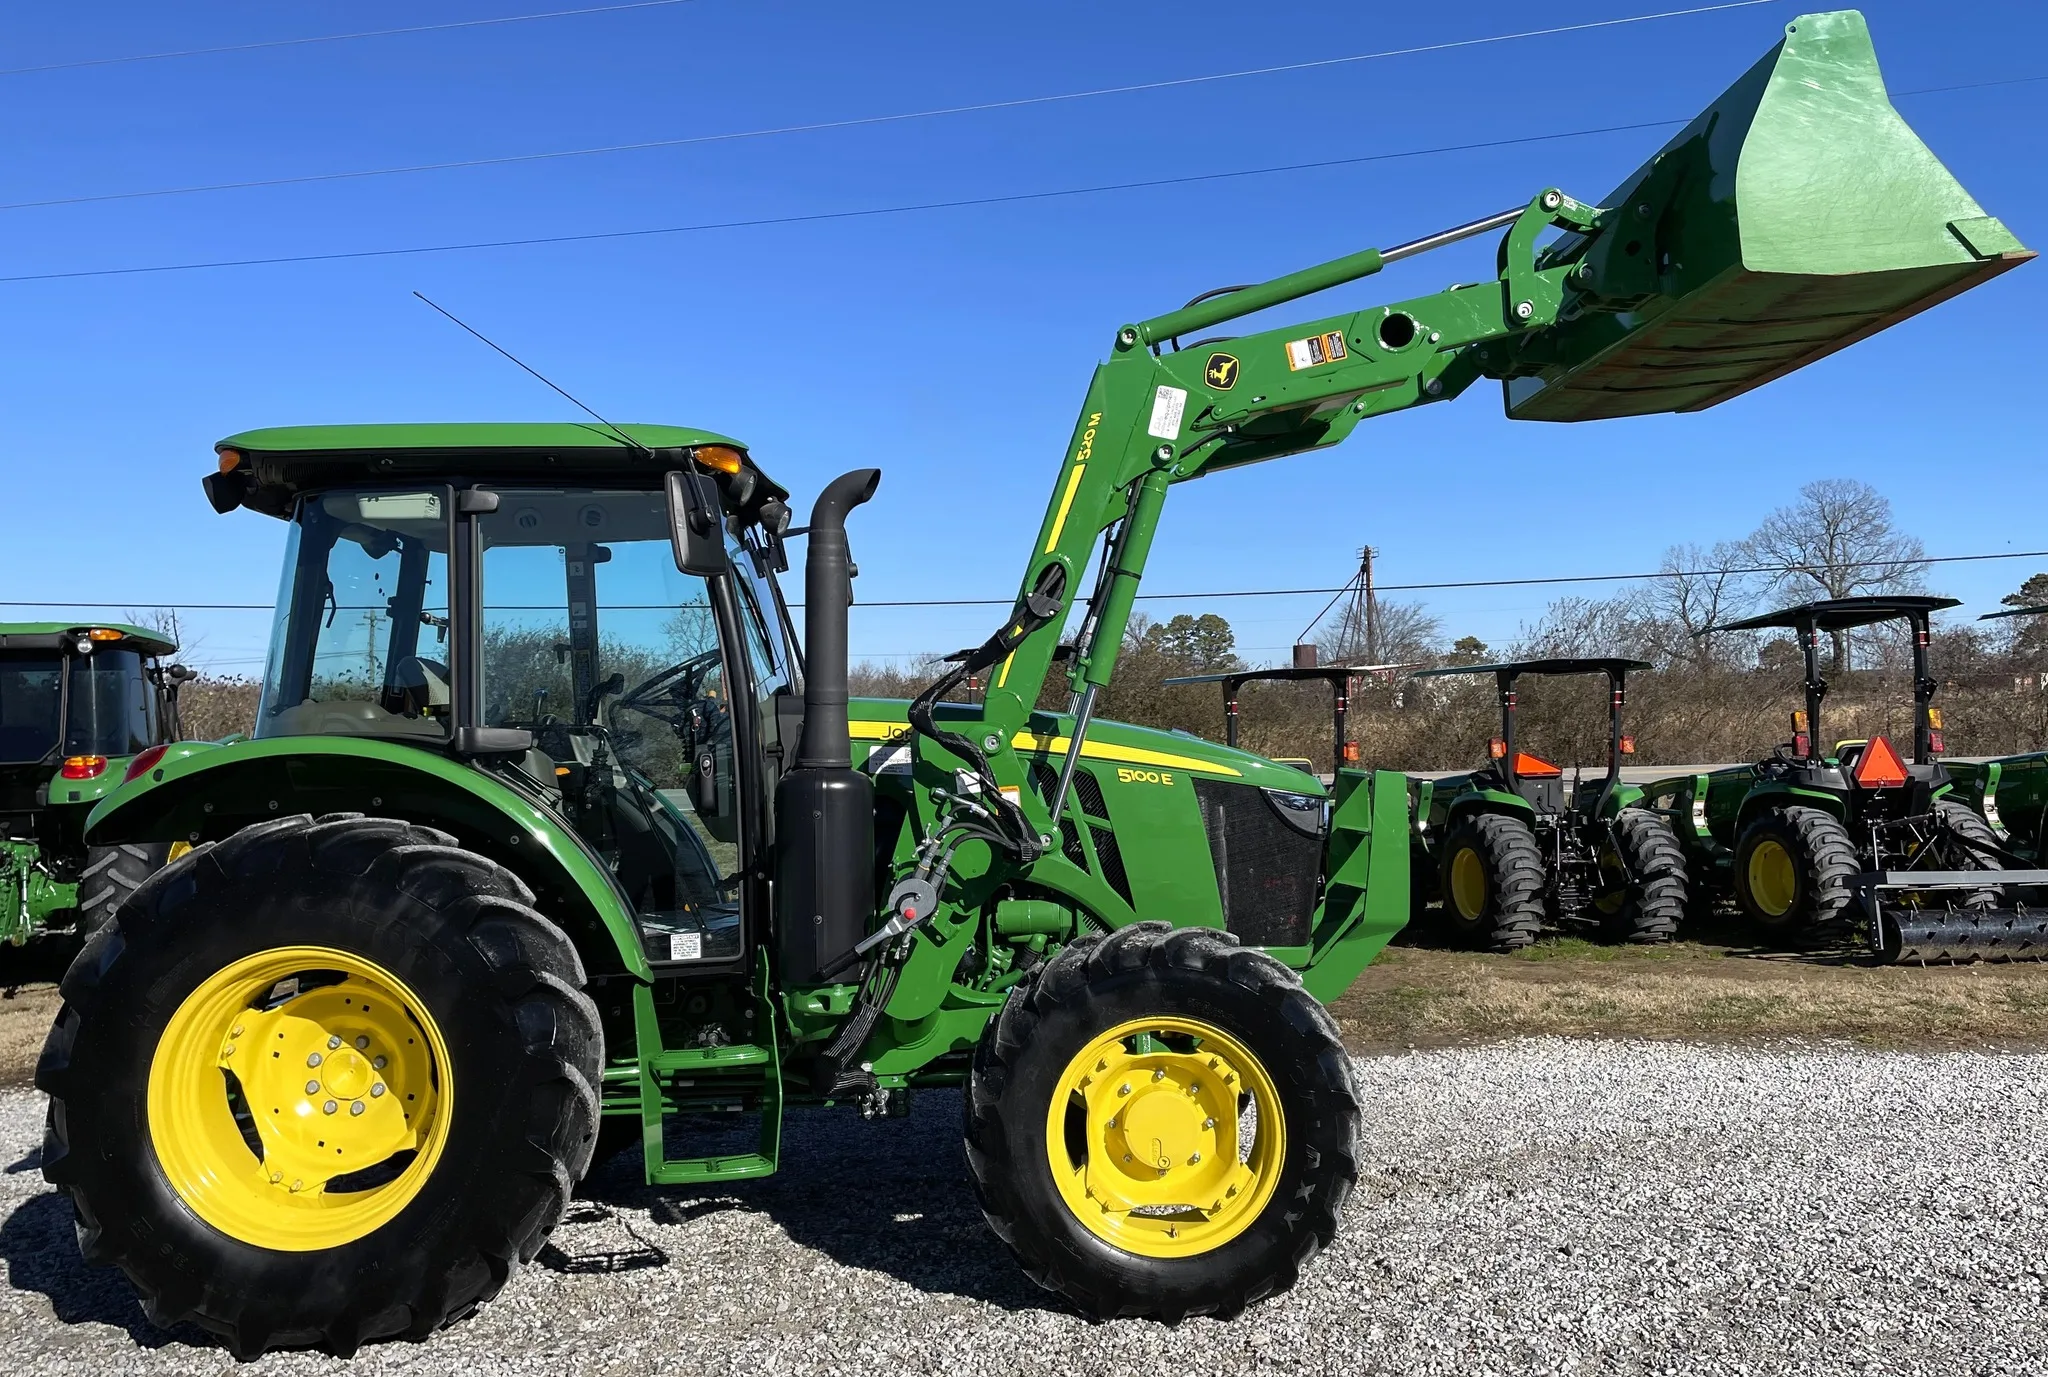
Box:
1409;657;1651;680
213;422;782;520
1981;603;2048;621
1161;663;1413;688
1706;594;1960;635
0;622;176;656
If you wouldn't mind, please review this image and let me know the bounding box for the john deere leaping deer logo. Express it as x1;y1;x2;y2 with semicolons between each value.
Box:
1204;352;1240;390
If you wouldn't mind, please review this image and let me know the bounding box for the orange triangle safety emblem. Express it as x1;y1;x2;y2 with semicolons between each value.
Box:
1854;734;1908;789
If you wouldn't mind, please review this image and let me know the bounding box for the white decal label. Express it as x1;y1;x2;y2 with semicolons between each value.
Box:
1147;385;1187;440
1285;331;1349;371
667;931;703;962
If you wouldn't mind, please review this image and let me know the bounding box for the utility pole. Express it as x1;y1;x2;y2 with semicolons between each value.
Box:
1362;546;1378;665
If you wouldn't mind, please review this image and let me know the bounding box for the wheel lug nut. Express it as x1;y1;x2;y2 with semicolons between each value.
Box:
221;1045;234;1057
1117;1083;1131;1097
324;1100;338;1115
371;1083;386;1098
270;1171;283;1183
355;1035;369;1050
350;1101;366;1116
372;1056;387;1070
230;1026;244;1039
291;1179;303;1192
1189;1152;1202;1164
1152;1069;1165;1082
307;1053;322;1067
1202;1117;1216;1130
327;1036;341;1050
305;1080;321;1094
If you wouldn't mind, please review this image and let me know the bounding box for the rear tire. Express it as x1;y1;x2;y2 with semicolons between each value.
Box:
1732;805;1856;944
1437;813;1546;951
1595;809;1687;945
963;922;1359;1321
37;813;602;1358
75;841;175;939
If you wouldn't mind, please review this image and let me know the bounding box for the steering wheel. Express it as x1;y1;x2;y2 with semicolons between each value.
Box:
613;650;724;732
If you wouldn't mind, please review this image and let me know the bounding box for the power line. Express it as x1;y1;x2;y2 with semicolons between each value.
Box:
0;2;698;78
3;70;2032;289
0;2;1777;214
9;547;2044;615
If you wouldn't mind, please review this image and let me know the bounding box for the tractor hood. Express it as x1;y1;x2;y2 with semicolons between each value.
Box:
847;699;1324;796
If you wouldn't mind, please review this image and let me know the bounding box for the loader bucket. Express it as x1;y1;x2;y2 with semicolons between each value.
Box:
1504;10;2032;422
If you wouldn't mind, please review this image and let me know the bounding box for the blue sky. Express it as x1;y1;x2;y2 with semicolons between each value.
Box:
1;0;2042;676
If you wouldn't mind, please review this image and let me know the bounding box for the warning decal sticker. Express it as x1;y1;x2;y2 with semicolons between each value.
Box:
1285;331;1349;372
1147;384;1187;440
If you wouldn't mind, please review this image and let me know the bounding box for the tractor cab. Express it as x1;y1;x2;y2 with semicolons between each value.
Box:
200;425;803;975
1411;657;1652;822
1404;657;1682;951
1653;595;2048;960
0;622;190;944
1709;596;1960;817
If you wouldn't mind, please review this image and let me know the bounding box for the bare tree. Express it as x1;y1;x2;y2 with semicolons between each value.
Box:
1638;540;1758;670
1509;594;1646;660
1746;478;1928;671
1319;598;1439;666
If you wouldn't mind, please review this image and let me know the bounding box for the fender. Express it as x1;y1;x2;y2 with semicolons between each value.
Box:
86;735;651;980
1442;788;1537;832
1734;780;1846;836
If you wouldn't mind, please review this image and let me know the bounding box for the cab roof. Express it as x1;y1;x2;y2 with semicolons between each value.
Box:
214;422;780;520
1411;657;1651;680
1981;603;2048;621
0;622;177;656
1707;595;1961;635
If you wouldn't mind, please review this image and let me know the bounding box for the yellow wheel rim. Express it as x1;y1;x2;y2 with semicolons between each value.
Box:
147;945;453;1252
1449;846;1489;920
1747;838;1799;919
1045;1015;1286;1260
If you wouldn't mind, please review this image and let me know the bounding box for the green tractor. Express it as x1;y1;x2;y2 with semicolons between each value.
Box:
1407;659;1686;950
1643;596;2047;961
1945;603;2048;865
38;12;2030;1354
1;622;195;947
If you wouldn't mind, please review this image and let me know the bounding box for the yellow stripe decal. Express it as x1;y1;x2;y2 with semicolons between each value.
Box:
848;720;911;741
995;652;1014;688
1010;732;1241;778
1044;463;1086;554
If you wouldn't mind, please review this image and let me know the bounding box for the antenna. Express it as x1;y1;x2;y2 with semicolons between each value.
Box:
411;290;648;454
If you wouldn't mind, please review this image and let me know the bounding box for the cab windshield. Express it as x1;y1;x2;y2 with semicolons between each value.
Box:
0;649;156;763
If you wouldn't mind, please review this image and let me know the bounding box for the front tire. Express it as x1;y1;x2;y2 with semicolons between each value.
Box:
963;922;1359;1321
37;813;602;1358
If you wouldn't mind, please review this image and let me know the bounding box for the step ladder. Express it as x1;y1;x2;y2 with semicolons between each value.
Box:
627;958;782;1185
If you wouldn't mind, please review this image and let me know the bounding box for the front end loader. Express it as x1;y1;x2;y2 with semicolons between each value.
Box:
0;622;194;948
41;11;2030;1354
1644;597;2048;961
1407;659;1686;950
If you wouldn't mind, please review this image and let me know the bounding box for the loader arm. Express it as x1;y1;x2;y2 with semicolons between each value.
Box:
976;190;1596;757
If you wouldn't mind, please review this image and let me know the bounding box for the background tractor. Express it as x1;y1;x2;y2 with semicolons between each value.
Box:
38;12;2031;1355
1643;597;2048;961
1407;659;1686;951
1946;604;2048;866
0;622;194;949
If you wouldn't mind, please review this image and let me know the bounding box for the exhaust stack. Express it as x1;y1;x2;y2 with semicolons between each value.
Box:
777;468;881;984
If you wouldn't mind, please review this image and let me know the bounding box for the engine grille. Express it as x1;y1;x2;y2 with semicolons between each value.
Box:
1193;780;1322;948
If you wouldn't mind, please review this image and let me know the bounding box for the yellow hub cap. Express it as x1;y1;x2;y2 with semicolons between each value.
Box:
1046;1016;1285;1259
146;945;453;1252
1747;838;1799;919
1594;846;1628;915
1449;846;1489;920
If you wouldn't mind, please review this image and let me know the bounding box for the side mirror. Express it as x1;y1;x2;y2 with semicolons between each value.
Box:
666;469;726;577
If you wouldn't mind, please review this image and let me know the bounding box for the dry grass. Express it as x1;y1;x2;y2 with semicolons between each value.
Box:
1334;937;2048;1053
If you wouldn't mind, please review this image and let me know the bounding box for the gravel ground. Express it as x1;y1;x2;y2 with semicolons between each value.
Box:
2;1039;2043;1375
